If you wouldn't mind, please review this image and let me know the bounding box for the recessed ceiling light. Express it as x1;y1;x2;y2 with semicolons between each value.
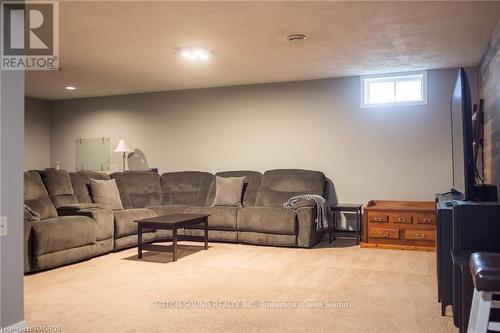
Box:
180;48;210;61
65;86;76;91
287;34;307;43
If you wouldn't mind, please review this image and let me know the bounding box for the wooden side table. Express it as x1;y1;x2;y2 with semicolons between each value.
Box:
330;204;363;245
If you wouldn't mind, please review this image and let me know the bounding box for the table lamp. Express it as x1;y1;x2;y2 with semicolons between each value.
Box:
114;139;132;171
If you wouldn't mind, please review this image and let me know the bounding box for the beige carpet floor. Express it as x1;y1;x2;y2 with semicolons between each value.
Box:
25;239;455;333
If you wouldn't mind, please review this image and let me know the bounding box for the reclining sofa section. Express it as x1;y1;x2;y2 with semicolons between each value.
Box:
23;168;327;272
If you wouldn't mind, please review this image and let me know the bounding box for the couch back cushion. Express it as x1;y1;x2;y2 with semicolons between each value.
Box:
110;171;162;209
161;171;213;206
69;171;111;204
255;169;325;207
206;171;262;207
41;169;78;208
24;171;58;219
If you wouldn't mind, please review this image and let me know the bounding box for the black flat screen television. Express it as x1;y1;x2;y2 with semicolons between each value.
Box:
450;68;475;199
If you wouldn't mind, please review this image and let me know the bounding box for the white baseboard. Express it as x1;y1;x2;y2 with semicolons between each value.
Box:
1;320;27;332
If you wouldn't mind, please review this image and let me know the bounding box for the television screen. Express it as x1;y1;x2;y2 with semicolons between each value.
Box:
450;68;474;199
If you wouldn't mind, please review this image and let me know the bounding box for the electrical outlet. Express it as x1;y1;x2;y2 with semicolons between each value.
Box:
0;216;7;237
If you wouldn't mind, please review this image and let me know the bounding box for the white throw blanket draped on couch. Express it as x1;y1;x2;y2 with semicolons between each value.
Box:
283;194;329;231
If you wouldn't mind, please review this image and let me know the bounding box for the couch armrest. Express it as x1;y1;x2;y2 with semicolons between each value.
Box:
77;207;114;242
296;206;325;248
24;219;33;273
292;199;316;209
63;207;114;242
57;203;104;216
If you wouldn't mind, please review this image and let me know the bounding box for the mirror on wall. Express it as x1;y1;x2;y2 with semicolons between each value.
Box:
75;137;111;171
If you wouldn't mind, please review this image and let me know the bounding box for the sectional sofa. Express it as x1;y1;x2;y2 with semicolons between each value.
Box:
24;169;327;273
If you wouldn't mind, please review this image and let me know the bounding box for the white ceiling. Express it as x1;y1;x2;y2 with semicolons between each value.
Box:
26;1;500;100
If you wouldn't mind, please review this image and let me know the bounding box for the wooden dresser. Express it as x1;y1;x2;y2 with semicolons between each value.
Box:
362;200;436;251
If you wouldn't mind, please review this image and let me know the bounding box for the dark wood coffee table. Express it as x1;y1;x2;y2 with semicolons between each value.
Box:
133;214;209;262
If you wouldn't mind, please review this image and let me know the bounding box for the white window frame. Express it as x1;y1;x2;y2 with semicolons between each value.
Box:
360;70;427;108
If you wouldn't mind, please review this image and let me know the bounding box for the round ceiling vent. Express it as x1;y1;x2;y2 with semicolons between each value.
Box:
287;34;307;43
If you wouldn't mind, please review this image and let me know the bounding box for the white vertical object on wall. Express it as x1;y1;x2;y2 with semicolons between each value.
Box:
0;60;3;328
0;65;27;330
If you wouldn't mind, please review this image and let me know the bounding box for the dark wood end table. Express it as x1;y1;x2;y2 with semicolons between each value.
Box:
330;204;363;245
134;213;209;262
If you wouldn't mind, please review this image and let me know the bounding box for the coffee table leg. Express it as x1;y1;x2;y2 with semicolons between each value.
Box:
138;225;143;259
204;217;208;250
172;228;177;262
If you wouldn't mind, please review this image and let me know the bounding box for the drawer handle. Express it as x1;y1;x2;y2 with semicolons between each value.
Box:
374;217;384;222
379;231;390;237
422;218;432;223
398;217;405;221
416;233;427;239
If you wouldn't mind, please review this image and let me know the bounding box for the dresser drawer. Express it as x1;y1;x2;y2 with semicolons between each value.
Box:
391;214;413;224
404;229;435;242
368;214;388;223
369;228;400;239
415;214;435;225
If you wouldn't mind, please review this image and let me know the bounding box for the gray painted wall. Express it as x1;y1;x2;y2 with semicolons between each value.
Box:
1;70;25;328
48;67;477;204
25;97;51;170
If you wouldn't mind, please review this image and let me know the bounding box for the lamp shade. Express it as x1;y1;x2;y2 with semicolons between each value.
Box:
114;139;132;153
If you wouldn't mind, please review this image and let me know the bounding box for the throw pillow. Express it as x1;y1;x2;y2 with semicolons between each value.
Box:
211;176;245;207
90;178;124;210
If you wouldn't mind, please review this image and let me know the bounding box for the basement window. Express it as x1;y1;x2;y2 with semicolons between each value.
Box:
361;71;427;108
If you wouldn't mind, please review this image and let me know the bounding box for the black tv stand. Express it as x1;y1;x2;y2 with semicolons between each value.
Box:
473;184;497;201
435;194;500;330
436;194;456;316
449;188;463;195
444;200;459;207
442;185;497;203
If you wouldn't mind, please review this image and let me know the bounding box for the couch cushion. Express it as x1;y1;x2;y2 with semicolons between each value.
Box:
42;169;78;208
24;171;58;220
113;208;157;238
161;171;213;206
237;207;298;235
31;215;96;256
184;206;238;230
48;194;78;209
255;169;325;207
70;171;111;204
42;169;74;196
111;171;162;209
148;204;188;216
206;171;262;207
